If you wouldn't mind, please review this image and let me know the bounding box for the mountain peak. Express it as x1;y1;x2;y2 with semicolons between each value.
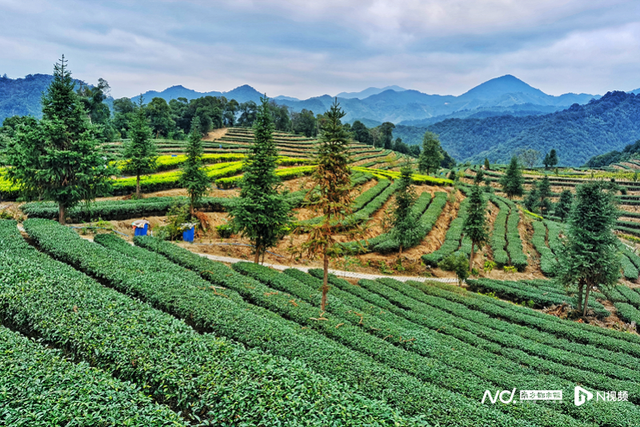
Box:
460;74;546;100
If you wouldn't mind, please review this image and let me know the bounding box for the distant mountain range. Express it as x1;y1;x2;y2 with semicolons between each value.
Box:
393;91;640;166
3;72;640;166
1;73;602;126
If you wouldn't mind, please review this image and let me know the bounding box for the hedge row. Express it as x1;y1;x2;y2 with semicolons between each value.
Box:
531;220;557;275
370;192;449;254
505;201;528;271
615;284;640;308
422;198;469;266
614;303;640;331
112;161;243;195
467;278;609;317
621;254;640;281
215;165;316;189
130;236;534;426
521;279;607;302
231;262;582;426
22;219;415;426
0;323;183;426
489;197;509;266
352;166;453;186
21;196;231;222
313;271;640;425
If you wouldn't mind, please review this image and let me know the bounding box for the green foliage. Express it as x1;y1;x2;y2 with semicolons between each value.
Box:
438;252;469;285
4;57;113;223
423;198;469;266
155;202;190;240
557;181;621;315
484;158;490;170
0;324;183;425
20;219;405;425
463;184;489;270
483;259;496;272
21;196;231;222
531;220;558;276
555;189;574;221
499;156;524;199
467;279;609;317
390;163;419;252
179;116;211;213
228;97;292;262
474;168;484;184
121;97;158;196
523;180;539;212
418;131;444;175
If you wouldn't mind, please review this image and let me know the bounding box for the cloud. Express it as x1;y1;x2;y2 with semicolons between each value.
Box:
1;0;640;99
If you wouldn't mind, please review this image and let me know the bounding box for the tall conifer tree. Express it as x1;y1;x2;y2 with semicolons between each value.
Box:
179;116;210;215
418;131;444;175
122;97;157;198
303;99;352;312
499;156;524;199
390;163;418;254
5;56;112;224
463;184;489;273
229;97;291;264
557;182;620;316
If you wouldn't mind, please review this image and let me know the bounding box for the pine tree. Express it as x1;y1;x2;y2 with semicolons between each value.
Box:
463;184;489;273
484;158;490;171
179;116;210;215
418;131;443;175
524;181;539;213
557;182;620;316
548;149;558;168
499;156;524;199
390;163;419;253
537;176;552;215
229;97;292;264
555;189;574;221
474;168;484;184
543;153;551;169
303;99;352;312
4;56;112;224
122;97;157;198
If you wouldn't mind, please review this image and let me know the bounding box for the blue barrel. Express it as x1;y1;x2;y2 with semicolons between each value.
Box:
134;223;148;236
182;226;195;243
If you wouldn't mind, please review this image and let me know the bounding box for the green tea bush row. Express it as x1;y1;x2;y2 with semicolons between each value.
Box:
422;199;469;266
215;165;316;189
532;220;557;275
130;235;530;426
370;191;447;254
489;198;510;266
467;279;609;316
0;324;184;426
620;254;639;280
614;303;640;331
231;262;578;426
338;274;640;424
505;203;528;271
616;284;640;307
21;219;416;426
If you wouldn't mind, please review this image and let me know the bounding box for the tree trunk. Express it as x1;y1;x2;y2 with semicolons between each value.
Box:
254;245;260;264
136;174;141;199
399;244;403;255
576;283;583;314
321;252;329;312
583;285;592;317
190;196;195;216
469;241;475;274
58;203;66;225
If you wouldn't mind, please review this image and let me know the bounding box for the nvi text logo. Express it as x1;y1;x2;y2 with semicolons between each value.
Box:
574;386;593;407
574;386;628;406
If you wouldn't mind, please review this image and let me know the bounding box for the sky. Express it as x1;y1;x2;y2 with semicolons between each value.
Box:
2;0;640;99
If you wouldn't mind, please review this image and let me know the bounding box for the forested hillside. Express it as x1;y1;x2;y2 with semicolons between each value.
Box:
395;91;640;166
